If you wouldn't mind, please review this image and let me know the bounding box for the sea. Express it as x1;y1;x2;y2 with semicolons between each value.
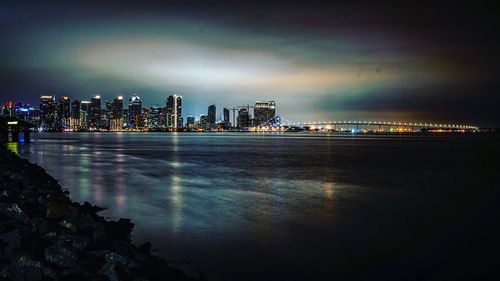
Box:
14;132;500;281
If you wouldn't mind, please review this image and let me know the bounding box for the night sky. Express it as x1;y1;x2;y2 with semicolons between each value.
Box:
1;1;499;126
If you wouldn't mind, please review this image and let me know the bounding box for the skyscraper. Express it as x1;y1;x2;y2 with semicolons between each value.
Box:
186;116;195;127
223;108;230;125
59;96;70;119
166;95;182;129
80;101;90;129
112;96;124;119
147;105;162;129
70;100;81;130
128;94;142;129
90;95;101;129
110;96;124;131
254;101;276;126
208;104;216;125
40;95;56;131
237;108;250;128
58;96;70;129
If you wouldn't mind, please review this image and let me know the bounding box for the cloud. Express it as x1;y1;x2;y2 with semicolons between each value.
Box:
0;1;498;125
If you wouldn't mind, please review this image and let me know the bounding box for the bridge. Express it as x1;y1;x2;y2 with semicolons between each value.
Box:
263;116;479;131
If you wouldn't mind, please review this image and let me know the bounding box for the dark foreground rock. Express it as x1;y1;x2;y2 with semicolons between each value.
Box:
0;144;205;281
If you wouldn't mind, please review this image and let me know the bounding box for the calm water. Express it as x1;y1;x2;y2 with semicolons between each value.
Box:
16;132;500;280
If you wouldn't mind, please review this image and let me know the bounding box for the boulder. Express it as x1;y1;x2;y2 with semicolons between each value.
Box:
46;201;78;219
44;245;79;269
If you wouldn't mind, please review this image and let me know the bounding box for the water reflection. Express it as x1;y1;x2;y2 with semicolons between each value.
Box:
323;182;335;220
17;132;497;281
169;133;183;234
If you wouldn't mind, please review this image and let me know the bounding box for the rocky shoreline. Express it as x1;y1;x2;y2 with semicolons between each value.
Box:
0;143;205;281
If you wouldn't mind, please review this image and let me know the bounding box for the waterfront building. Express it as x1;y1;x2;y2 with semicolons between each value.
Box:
110;96;124;131
253;101;276;126
100;111;109;130
186;116;195;127
147;105;162;129
166;95;182;129
111;96;124;119
14;103;36;122
89;95;101;129
141;107;149;128
208;104;216;125
58;96;70;129
237;108;251;128
40;95;57;131
2;101;15;117
122;109;129;125
198;114;209;129
223;108;230;125
70;100;81;130
80;101;90;129
128;94;142;129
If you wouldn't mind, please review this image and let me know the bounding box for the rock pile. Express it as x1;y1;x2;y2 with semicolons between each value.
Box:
0;144;205;281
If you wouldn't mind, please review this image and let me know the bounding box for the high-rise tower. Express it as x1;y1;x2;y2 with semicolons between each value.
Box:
166;95;182;129
90;95;101;129
208;104;216;125
128;94;142;129
40;95;56;131
254;101;276;126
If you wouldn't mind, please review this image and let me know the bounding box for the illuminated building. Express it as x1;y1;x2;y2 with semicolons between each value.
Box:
14;103;35;122
237;108;250;128
112;96;123;119
186;116;195;127
223;108;230;125
253;101;276;126
198;114;209;129
110;96;124;131
141;107;149;128
58;96;70;129
128;94;142;129
70;100;81;130
147;105;162;129
40;95;56;131
208;104;216;126
166;94;182;129
80;101;90;129
90;95;101;129
2;101;14;117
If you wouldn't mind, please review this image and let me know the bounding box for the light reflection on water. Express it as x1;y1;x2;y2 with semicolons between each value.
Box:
17;132;500;281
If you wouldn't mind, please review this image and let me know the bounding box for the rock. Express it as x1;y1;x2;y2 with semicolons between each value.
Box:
0;203;28;222
138;242;151;254
105;251;129;266
0;145;205;281
44;245;79;269
68;213;99;231
92;228;106;242
59;220;77;232
31;217;54;234
59;268;90;281
98;261;122;281
10;256;43;281
81;201;106;213
176;258;205;280
107;218;134;241
41;264;58;280
46;201;78;219
0;264;12;280
0;229;21;254
58;234;90;252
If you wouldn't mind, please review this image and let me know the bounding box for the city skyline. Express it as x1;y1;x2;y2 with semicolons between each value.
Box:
0;1;499;126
